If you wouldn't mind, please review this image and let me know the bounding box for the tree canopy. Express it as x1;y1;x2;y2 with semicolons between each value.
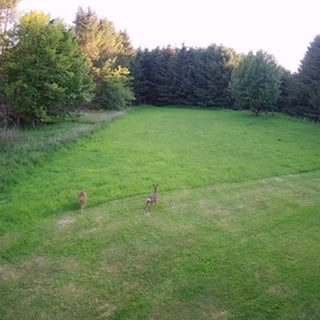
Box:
133;45;238;107
2;11;94;125
74;7;135;110
230;50;281;115
0;3;320;125
298;35;320;121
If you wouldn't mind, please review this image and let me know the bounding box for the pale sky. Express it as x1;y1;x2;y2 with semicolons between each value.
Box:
18;0;320;72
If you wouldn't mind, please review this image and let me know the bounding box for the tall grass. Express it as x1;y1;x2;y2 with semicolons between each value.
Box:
0;111;125;192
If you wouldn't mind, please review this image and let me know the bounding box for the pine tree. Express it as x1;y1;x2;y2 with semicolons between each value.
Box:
298;35;320;121
132;45;235;107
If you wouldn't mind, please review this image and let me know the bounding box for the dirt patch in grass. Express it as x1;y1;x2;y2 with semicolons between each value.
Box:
96;302;118;318
59;283;85;299
60;257;82;273
58;216;76;228
211;310;229;319
0;265;20;282
267;284;298;298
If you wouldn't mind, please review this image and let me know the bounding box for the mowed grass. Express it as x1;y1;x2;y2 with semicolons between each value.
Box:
0;106;320;319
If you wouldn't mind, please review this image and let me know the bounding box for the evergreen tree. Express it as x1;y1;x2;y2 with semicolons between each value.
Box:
230;50;281;116
276;67;292;114
132;48;160;105
132;44;236;107
298;35;320;121
117;30;136;69
283;73;309;118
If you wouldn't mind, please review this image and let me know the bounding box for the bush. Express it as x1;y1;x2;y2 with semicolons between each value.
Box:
95;79;135;110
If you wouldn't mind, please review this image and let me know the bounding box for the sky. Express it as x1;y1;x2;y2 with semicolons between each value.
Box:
18;0;320;72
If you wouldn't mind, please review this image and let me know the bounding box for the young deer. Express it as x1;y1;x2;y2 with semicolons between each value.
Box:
79;191;87;213
144;184;158;212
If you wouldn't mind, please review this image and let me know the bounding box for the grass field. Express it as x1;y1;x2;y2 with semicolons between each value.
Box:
0;106;320;319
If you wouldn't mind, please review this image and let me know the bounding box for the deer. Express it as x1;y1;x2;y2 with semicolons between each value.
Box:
144;184;159;212
79;191;87;213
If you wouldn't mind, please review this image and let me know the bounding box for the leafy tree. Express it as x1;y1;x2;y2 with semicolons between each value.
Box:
2;12;94;125
230;50;281;115
0;0;19;36
0;0;19;126
74;7;134;109
298;35;320;121
94;62;135;110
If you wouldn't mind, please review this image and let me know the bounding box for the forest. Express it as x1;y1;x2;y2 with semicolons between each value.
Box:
0;1;320;126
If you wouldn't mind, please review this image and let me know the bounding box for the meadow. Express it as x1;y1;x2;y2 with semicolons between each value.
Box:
0;106;320;319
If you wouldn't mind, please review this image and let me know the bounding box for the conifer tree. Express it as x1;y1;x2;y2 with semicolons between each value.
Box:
298;35;320;121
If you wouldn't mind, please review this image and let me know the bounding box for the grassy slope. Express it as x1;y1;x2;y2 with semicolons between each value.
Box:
0;111;125;192
0;106;320;319
1;107;320;234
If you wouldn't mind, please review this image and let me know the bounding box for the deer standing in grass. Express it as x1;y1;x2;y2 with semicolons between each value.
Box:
79;191;87;213
144;184;158;212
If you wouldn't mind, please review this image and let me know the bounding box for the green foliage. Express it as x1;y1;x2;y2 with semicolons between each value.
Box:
94;65;135;109
230;50;281;115
275;34;320;122
133;45;237;107
74;7;135;110
74;7;124;72
298;35;320;121
1;12;94;125
0;0;19;35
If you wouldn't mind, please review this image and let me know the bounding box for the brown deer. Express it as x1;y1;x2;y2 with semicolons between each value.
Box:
79;191;87;213
144;184;158;212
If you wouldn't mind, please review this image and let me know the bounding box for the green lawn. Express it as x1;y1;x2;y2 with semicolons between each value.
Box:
0;106;320;319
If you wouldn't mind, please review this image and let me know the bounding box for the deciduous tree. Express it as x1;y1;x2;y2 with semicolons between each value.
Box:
230;50;281;115
74;7;134;109
2;12;94;125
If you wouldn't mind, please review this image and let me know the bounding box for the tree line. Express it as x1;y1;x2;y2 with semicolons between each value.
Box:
133;45;239;107
133;42;320;120
0;3;135;126
0;1;320;126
